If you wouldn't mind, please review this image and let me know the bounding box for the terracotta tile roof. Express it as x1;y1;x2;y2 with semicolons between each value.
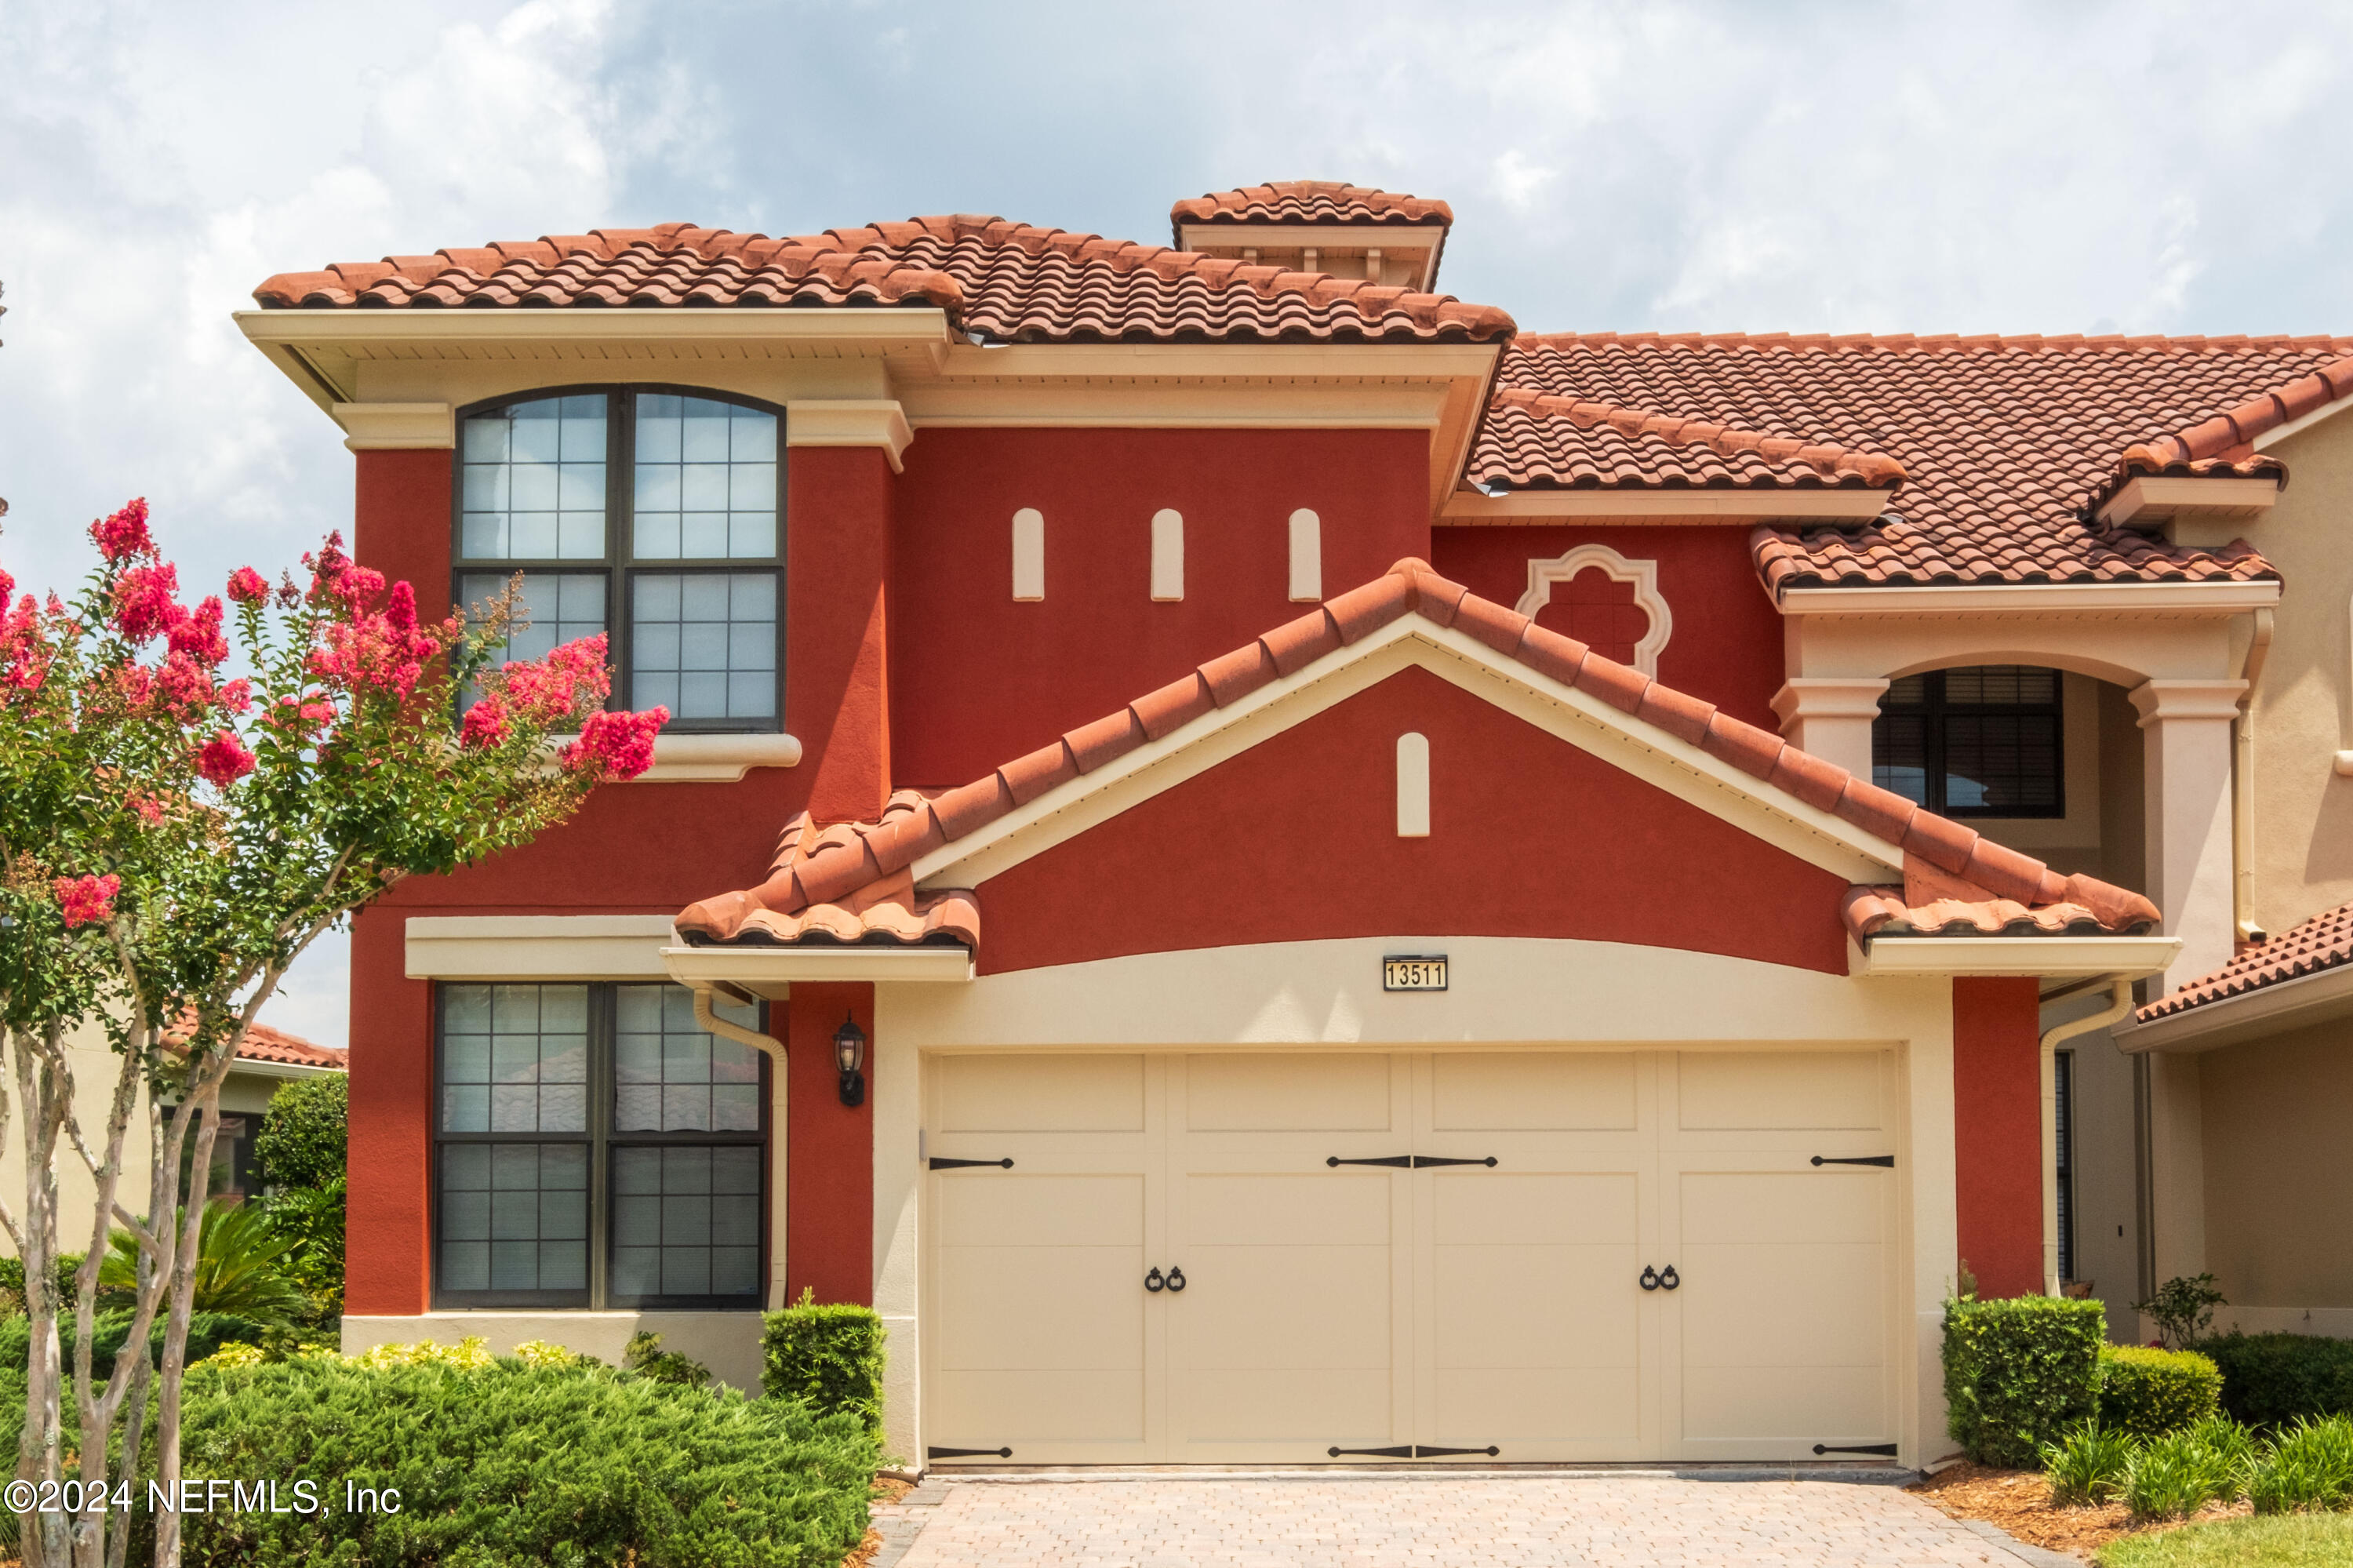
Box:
1169;182;1453;228
675;559;2157;949
162;1013;347;1070
1489;333;2351;588
251;217;1512;345
1843;886;2143;942
1473;387;1905;491
699;805;980;948
2136;899;2353;1022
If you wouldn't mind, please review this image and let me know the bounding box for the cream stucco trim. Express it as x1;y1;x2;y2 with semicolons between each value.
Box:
2094;475;2280;529
929;341;1499;382
2253;391;2353;450
900;382;1449;430
333;402;453;449
1779;582;2282;615
911;616;1905;895
1515;543;1671;677
613;733;802;782
343;1312;766;1392
1857;936;2180;978
227;1057;345;1082
405;915;677;980
786;399;913;471
1443;489;1889;522
661;944;973;997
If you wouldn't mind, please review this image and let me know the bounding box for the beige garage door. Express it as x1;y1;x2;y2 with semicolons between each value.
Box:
925;1050;1897;1464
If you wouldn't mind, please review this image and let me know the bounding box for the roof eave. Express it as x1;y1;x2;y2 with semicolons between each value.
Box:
1776;580;2282;614
2117;959;2353;1053
1856;933;2180;978
1445;489;1892;522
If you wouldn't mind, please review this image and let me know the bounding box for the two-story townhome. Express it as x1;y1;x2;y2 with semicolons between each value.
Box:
236;181;2344;1470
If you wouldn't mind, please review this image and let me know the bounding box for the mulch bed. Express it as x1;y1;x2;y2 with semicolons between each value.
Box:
1909;1461;2253;1559
840;1475;916;1568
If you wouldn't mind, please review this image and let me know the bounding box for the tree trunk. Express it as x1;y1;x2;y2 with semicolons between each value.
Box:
147;1086;219;1568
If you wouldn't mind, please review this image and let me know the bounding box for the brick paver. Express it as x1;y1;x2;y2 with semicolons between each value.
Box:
876;1475;2041;1567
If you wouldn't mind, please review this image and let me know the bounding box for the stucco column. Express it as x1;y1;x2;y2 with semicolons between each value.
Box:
1770;677;1890;779
2129;678;2243;1297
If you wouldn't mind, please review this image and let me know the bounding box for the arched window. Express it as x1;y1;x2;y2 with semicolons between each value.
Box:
1871;666;2063;817
456;388;784;731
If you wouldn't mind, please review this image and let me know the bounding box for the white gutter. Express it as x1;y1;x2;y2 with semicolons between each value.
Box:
2235;609;2274;940
689;989;791;1313
2114;959;2353;1054
1778;581;2279;615
2040;979;2135;1293
1857;935;2180;978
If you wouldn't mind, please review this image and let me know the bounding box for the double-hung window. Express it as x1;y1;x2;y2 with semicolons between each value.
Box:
455;389;784;730
433;983;768;1310
1871;666;2064;818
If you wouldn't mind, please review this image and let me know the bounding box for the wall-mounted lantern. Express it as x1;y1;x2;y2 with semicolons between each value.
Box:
834;1012;867;1108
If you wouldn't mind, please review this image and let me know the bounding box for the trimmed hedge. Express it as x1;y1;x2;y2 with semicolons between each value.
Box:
172;1351;878;1566
2100;1345;2224;1439
763;1294;886;1437
1944;1295;2105;1466
0;1308;264;1378
2204;1333;2353;1428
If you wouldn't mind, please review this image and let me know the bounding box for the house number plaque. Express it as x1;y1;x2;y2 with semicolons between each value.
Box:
1382;955;1448;991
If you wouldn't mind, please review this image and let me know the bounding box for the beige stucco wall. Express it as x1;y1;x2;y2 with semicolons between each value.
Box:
2238;412;2353;935
2199;1017;2353;1325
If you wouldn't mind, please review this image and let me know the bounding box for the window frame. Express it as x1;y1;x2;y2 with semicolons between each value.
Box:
451;385;789;736
429;982;772;1312
1871;665;2066;819
2055;1046;2076;1285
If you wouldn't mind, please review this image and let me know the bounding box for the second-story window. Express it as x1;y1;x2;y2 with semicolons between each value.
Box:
1872;665;2063;817
456;389;784;733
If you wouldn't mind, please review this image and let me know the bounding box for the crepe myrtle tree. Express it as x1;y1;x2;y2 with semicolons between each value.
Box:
0;500;667;1568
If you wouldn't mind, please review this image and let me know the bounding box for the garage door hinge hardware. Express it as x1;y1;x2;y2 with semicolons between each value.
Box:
1810;1155;1894;1167
1327;1445;1500;1459
929;1157;1014;1170
927;1446;1013;1460
1326;1155;1500;1169
1813;1442;1898;1457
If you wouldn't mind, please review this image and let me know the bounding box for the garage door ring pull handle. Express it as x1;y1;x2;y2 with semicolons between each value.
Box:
1166;1267;1186;1292
1145;1267;1166;1293
1639;1265;1660;1291
1660;1264;1679;1291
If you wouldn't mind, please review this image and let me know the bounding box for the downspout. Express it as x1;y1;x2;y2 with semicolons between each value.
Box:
2235;607;2274;941
2040;978;2136;1294
693;987;790;1309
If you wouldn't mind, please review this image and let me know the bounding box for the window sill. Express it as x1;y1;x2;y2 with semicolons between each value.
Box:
551;732;802;782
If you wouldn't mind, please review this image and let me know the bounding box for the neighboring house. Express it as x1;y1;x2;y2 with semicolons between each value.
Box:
1;1019;346;1252
234;180;2342;1467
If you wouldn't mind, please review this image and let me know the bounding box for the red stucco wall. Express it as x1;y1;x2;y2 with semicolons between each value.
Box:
1952;975;2045;1299
785;983;874;1306
889;427;1431;790
1431;525;1785;731
976;664;1851;975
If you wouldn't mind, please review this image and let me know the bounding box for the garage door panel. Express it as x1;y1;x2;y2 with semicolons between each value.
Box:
938;1173;1144;1247
1680;1171;1886;1245
1176;1370;1393;1443
1680;1246;1886;1366
1431;1052;1638;1131
933;1370;1146;1443
1177;1246;1391;1370
1186;1172;1391;1246
935;1053;1145;1132
1434;1244;1641;1366
1185;1053;1394;1131
1676;1051;1884;1133
1435;1366;1642;1442
1432;1171;1637;1246
935;1243;1144;1369
1682;1365;1886;1444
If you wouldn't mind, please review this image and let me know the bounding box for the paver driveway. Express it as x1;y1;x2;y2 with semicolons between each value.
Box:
874;1474;2051;1568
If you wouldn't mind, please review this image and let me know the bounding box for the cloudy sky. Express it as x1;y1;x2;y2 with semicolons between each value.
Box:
3;0;2349;1045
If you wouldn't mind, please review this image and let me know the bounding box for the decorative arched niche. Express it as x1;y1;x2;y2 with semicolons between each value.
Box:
1515;544;1671;676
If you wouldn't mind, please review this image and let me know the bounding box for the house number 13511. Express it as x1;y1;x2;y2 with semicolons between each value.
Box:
1383;956;1448;991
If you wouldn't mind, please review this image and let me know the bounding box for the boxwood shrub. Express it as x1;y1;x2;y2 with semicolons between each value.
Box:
762;1294;886;1437
2204;1333;2353;1428
0;1308;264;1378
2099;1344;2223;1439
169;1350;878;1566
1943;1294;2104;1466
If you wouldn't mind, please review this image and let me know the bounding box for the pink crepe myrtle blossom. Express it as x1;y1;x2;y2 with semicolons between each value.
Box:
166;596;229;666
152;651;218;720
111;562;187;644
53;873;120;930
503;635;613;726
124;791;166;826
459;693;510;748
89;498;154;563
558;706;668;782
225;566;270;606
216;677;254;715
195;730;257;787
